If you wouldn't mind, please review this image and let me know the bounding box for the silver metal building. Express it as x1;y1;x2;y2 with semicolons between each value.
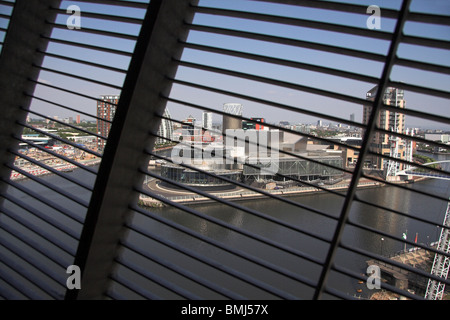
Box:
222;103;243;131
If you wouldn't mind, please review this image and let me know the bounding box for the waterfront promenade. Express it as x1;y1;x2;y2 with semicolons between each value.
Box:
367;243;440;299
139;177;384;207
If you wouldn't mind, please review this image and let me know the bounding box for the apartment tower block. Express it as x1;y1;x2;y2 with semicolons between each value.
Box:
363;86;406;171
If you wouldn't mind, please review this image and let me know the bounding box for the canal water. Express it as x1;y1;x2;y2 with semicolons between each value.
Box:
140;152;449;299
1;153;449;299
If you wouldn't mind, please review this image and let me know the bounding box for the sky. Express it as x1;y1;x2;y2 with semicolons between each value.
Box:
1;0;449;130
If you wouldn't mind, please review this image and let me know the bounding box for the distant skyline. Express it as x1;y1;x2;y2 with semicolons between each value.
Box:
13;0;449;131
27;109;450;132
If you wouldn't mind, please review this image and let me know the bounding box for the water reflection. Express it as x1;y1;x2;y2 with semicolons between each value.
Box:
1;153;448;299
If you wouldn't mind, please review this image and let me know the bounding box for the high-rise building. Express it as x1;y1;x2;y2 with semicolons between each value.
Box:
222;103;243;131
156;108;174;145
202;111;212;130
364;86;406;171
181;115;197;140
97;95;119;151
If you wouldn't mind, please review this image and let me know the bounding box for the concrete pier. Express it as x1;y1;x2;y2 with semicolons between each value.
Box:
367;243;438;297
139;178;382;207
